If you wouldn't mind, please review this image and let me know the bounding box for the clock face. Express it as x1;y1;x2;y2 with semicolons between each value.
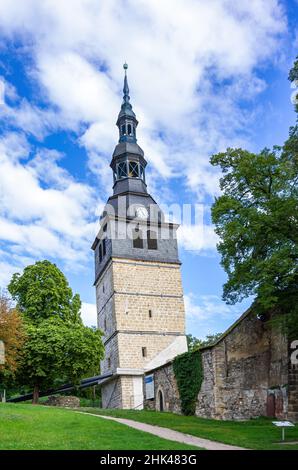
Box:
135;206;148;219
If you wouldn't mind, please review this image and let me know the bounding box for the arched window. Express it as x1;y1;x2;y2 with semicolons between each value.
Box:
127;124;132;135
121;124;126;135
133;228;143;249
147;231;158;250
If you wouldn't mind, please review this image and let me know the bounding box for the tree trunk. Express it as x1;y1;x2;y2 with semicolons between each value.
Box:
32;384;39;404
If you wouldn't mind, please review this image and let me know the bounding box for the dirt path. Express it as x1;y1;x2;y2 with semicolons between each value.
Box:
78;412;247;450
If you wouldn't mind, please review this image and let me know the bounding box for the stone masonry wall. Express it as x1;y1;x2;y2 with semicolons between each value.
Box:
97;257;187;409
101;377;122;408
144;311;292;421
196;313;289;420
144;361;181;413
288;342;298;422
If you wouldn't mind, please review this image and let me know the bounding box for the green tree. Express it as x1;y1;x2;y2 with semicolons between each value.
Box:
210;59;298;337
20;318;103;403
8;260;81;324
187;333;222;351
8;260;104;403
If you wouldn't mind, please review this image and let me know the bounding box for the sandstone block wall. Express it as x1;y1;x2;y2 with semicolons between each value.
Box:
96;257;187;409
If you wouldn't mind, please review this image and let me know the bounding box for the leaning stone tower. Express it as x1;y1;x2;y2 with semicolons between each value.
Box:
92;64;187;409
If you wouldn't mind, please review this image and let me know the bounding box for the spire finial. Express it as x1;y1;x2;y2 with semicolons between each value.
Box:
123;62;130;104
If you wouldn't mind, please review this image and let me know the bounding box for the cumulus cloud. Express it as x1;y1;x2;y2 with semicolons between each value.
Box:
178;223;219;253
0;132;102;287
0;0;289;287
185;293;238;321
0;0;287;198
81;301;97;328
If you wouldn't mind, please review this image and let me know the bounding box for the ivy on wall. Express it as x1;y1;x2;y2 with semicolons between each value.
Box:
173;350;203;415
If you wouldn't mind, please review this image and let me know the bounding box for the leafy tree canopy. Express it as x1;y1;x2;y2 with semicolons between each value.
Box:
0;294;26;383
187;333;222;351
8;260;82;324
7;260;104;403
210;58;298;337
19;317;103;402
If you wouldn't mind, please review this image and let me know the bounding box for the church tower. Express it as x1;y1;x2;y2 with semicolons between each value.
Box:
92;64;187;409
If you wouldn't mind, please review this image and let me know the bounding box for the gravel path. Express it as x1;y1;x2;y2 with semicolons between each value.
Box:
78;412;247;450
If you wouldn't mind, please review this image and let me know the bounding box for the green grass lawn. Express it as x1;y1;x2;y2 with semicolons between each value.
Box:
0;403;199;450
80;408;298;450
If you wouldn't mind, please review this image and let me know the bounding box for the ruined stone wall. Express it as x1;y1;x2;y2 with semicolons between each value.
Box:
144;311;292;421
144;362;181;414
195;349;215;418
288;342;298;422
196;313;289;420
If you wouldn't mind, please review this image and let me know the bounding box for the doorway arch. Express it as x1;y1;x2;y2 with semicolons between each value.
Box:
158;389;164;412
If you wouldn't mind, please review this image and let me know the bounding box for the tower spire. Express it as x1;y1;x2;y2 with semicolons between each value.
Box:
116;63;137;143
111;63;147;195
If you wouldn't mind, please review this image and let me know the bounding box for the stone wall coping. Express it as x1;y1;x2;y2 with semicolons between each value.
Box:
144;359;174;375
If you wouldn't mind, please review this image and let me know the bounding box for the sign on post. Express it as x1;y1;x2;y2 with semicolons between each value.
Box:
145;374;154;400
272;421;295;442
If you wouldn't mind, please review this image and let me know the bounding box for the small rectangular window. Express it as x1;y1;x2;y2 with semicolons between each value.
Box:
149;309;152;318
133;229;143;249
142;347;147;358
147;230;158;250
102;238;106;257
107;357;111;368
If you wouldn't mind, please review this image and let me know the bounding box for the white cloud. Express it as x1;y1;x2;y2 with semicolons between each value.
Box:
0;0;287;200
81;301;97;328
178;223;219;253
185;292;244;339
185;293;237;321
0;0;289;287
0;132;102;285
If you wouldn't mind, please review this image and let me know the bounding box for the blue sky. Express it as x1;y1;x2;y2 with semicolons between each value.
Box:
0;0;297;338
